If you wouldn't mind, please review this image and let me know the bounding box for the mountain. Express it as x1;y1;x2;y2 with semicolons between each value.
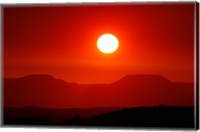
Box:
3;74;194;108
108;74;194;107
4;74;78;108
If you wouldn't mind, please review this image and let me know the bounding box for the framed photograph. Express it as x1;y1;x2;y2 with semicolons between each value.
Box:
1;2;199;130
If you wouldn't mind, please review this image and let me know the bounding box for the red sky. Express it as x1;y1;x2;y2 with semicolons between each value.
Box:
3;3;195;84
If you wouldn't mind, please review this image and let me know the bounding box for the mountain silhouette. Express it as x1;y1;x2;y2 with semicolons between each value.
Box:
4;74;194;108
4;74;78;108
109;74;194;107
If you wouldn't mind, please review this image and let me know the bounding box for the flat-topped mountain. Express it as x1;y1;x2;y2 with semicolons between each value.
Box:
4;74;194;108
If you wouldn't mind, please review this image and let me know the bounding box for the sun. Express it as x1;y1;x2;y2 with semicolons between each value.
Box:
97;33;119;54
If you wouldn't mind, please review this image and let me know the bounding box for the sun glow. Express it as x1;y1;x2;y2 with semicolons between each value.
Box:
97;33;119;54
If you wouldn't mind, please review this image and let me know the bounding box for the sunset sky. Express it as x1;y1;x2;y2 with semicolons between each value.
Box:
3;3;195;84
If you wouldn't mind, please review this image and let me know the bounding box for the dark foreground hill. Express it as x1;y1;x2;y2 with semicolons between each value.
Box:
78;106;196;129
4;106;120;124
4;106;197;129
4;74;195;108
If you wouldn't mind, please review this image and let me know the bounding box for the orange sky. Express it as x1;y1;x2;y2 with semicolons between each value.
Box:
3;3;195;83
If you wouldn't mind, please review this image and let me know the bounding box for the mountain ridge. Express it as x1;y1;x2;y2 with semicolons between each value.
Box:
4;73;194;108
4;73;194;84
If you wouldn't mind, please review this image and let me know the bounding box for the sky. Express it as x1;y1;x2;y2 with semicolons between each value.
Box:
3;3;195;84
